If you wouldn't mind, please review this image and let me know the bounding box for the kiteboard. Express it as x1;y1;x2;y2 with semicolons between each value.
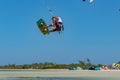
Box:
37;18;49;35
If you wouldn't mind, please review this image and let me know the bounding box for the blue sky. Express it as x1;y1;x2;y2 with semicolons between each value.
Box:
0;0;120;65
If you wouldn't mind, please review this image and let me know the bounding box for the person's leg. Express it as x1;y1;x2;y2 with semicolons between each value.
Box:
49;28;57;32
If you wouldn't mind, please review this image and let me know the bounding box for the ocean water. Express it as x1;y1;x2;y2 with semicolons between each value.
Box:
0;77;119;80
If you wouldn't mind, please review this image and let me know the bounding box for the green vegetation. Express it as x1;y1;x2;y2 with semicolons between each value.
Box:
0;58;111;69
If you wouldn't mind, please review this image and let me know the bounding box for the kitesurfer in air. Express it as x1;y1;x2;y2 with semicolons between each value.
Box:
48;16;64;33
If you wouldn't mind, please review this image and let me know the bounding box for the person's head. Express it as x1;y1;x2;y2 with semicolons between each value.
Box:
52;16;58;21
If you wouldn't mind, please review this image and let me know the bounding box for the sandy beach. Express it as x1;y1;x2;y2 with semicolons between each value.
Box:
0;69;120;78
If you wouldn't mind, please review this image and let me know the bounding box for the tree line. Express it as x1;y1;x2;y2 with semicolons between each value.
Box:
0;58;113;69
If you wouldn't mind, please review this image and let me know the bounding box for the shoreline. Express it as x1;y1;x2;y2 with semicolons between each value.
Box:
0;69;120;78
